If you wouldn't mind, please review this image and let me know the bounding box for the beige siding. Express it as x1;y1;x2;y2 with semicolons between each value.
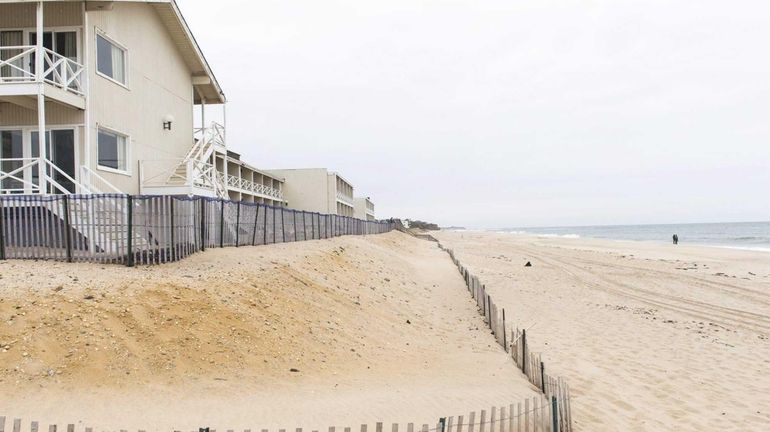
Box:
269;168;357;216
86;2;194;194
0;2;82;29
268;168;330;213
354;197;375;220
0;102;83;127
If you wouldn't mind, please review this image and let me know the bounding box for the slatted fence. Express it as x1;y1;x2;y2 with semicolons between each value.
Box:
438;244;572;432
0;397;565;432
0;194;394;266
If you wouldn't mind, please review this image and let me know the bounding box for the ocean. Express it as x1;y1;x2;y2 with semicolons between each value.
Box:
498;221;770;252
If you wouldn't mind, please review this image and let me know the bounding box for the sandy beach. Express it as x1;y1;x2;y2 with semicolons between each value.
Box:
0;231;539;431
433;230;770;431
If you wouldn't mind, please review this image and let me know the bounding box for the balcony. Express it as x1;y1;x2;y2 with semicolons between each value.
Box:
218;172;284;201
0;45;86;109
336;190;354;206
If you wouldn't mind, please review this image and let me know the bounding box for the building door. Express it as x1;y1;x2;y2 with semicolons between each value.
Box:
0;130;24;193
31;129;76;194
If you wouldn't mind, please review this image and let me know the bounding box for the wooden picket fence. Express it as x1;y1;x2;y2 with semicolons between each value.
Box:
0;398;564;432
438;244;573;432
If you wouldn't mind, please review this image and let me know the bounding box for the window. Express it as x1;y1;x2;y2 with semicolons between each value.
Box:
97;128;128;172
0;31;24;80
96;33;126;85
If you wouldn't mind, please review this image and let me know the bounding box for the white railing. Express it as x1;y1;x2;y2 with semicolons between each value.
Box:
42;48;85;95
218;171;284;200
336;190;354;206
140;158;227;198
0;45;85;96
190;122;225;163
0;157;89;195
81;165;124;195
0;46;36;82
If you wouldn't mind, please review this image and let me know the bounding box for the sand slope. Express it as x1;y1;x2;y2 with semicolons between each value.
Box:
0;232;539;431
434;231;770;431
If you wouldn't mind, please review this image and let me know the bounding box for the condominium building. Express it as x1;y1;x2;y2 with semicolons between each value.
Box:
266;168;355;216
0;0;284;205
353;196;375;221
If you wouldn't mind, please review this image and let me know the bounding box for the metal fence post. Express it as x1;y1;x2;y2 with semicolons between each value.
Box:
540;361;546;393
0;197;5;260
235;201;241;247
127;195;134;267
303;211;307;240
292;209;298;241
264;204;268;245
62;195;72;263
252;203;259;246
281;208;286;242
219;198;224;248
273;206;276;244
200;198;206;251
170;197;176;260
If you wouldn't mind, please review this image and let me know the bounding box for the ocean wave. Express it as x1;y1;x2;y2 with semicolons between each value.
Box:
502;230;581;239
713;245;770;253
536;233;581;239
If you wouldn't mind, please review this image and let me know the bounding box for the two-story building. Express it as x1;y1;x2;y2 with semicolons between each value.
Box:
267;168;355;216
0;0;285;205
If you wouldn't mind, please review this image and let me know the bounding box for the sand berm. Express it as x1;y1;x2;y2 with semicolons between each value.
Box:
0;231;541;431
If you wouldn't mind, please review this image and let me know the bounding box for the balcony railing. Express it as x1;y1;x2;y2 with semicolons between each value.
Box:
218;172;284;201
140;158;227;198
0;157;89;195
336;190;354;206
0;46;86;96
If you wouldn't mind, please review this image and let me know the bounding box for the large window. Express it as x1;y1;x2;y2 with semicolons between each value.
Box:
97;127;128;173
96;33;126;85
0;31;24;80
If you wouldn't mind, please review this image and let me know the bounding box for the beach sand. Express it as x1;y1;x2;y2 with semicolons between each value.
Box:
0;231;539;431
433;230;770;431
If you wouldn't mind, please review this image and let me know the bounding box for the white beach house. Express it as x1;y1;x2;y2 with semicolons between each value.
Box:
267;168;356;217
0;0;285;206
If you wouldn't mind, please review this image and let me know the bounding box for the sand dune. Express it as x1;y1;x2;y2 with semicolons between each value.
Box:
0;232;539;431
433;230;770;431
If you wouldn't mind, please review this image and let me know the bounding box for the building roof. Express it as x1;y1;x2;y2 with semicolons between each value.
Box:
1;0;226;104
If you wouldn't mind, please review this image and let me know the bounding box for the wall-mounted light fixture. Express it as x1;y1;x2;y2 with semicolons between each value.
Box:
163;114;175;130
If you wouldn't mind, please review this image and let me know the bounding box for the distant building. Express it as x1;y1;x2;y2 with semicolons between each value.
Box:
354;196;375;221
266;168;355;216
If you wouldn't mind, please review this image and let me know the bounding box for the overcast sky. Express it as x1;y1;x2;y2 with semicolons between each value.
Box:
181;0;770;229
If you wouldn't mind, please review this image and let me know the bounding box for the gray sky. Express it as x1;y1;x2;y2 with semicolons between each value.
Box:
181;0;770;229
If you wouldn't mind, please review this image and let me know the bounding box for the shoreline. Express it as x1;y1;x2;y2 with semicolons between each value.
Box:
444;229;770;253
434;230;770;431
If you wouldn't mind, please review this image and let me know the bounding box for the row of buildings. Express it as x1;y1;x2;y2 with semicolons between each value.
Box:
0;0;376;221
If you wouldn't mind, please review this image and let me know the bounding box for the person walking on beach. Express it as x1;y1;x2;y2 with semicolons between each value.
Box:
673;234;679;245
